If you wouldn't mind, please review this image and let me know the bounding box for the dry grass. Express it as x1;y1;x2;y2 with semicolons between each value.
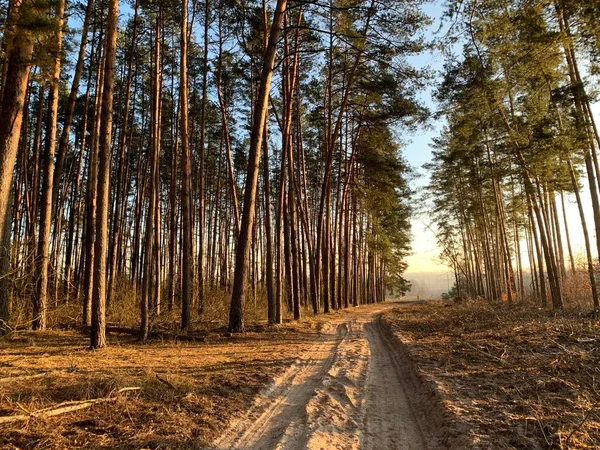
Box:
6;275;296;333
561;268;597;310
382;300;600;450
0;314;325;449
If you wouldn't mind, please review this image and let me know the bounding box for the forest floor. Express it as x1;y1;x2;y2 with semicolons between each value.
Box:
382;300;600;449
0;301;457;450
1;300;598;449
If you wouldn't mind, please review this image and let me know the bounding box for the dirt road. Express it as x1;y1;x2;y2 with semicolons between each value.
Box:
212;303;442;450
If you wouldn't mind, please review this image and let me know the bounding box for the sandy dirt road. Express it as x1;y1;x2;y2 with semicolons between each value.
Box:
212;303;442;450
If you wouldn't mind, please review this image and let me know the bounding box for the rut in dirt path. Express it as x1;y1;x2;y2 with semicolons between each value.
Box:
212;309;442;450
361;321;432;450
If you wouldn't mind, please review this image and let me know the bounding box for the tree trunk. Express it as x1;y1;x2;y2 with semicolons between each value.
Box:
263;127;276;324
0;6;35;327
34;0;64;330
560;190;576;276
52;0;93;213
180;0;193;332
83;47;104;327
141;12;162;340
108;0;139;306
196;0;209;314
568;160;599;308
91;0;120;349
228;0;287;332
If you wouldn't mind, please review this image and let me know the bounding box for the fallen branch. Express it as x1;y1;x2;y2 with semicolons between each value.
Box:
105;326;208;342
0;387;141;424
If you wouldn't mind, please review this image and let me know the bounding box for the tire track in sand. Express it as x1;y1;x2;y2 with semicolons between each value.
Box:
212;308;442;450
212;322;349;450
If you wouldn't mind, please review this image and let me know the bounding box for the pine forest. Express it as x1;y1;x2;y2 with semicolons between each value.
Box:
1;0;600;448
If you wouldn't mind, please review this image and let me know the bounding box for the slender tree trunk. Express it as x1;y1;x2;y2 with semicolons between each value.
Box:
84;47;104;327
52;0;93;212
263;127;276;324
555;1;600;265
180;0;193;331
0;4;35;329
216;16;240;236
33;0;64;330
550;191;566;280
228;0;287;332
168;81;178;311
524;174;562;309
560;190;576;276
197;0;209;314
108;0;139;306
141;12;162;340
528;198;546;306
0;193;12;332
283;198;292;313
91;0;119;349
568;160;599;308
26;84;44;279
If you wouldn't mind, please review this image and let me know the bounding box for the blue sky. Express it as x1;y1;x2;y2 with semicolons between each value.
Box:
401;1;450;273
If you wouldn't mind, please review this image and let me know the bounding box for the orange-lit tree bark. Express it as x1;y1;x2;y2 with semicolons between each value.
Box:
91;0;120;349
196;0;209;314
228;0;287;333
83;45;104;327
108;0;139;306
180;0;193;331
33;0;65;330
141;11;162;340
0;0;35;332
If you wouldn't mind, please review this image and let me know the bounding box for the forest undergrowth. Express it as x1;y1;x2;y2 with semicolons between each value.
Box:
4;280;284;337
382;300;600;450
